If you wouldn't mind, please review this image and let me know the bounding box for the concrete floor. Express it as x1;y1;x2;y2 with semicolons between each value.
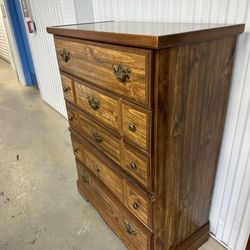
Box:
0;58;226;250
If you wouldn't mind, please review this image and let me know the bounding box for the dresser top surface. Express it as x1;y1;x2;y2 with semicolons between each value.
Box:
47;21;244;49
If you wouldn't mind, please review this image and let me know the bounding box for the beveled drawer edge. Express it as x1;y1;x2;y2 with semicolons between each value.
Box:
70;127;155;202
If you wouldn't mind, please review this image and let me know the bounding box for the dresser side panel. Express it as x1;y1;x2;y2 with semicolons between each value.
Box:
152;36;237;249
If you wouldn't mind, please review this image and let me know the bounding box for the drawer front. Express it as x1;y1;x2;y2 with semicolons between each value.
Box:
124;146;150;189
122;104;150;151
75;81;120;131
76;161;151;250
55;37;151;107
78;114;121;165
125;182;150;227
71;136;84;163
80;145;123;202
61;74;75;104
66;103;78;129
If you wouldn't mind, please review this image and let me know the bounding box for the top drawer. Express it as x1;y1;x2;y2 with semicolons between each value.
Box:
54;37;152;107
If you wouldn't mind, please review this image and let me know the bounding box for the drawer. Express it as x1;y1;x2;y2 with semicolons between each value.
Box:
66;103;78;129
61;74;75;104
55;37;151;107
124;145;150;189
70;136;84;163
77;113;121;165
79;143;123;202
75;80;120;131
125;182;151;227
122;103;151;151
76;160;151;250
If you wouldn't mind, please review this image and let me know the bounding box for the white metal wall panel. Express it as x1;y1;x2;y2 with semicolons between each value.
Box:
91;1;250;249
0;4;9;62
22;0;77;117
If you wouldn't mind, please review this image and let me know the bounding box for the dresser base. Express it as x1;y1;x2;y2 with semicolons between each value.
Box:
176;223;209;250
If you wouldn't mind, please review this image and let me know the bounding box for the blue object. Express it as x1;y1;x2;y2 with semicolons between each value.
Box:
6;0;37;86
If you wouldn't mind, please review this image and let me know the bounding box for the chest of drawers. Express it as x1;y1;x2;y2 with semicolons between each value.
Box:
47;21;244;249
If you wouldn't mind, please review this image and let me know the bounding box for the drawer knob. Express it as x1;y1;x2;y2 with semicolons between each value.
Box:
87;96;100;111
60;49;70;62
68;116;73;121
81;174;89;183
63;87;70;92
73;148;78;153
123;220;137;235
130;162;137;170
132;202;139;209
128;123;136;132
95;165;101;172
112;64;131;82
92;131;103;143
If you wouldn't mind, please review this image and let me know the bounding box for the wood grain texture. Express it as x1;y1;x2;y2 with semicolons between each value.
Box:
61;74;76;104
55;37;151;107
124;144;151;189
76;160;152;250
124;181;150;227
77;112;121;165
122;103;151;152
152;36;237;249
75;80;120;131
47;21;244;49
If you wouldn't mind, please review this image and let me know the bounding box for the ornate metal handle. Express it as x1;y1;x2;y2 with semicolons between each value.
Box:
80;173;89;183
123;220;137;235
92;130;103;143
132;202;139;209
60;49;70;62
128;123;136;132
95;165;101;172
112;64;131;82
130;162;137;170
87;96;100;111
63;87;70;92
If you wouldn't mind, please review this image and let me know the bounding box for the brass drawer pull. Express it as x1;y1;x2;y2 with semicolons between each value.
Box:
68;116;73;121
63;87;70;92
130;162;137;170
87;96;100;111
123;220;137;235
95;165;101;172
112;64;131;82
128;123;136;132
92;130;103;143
60;49;70;62
73;148;78;153
81;173;89;183
132;202;139;209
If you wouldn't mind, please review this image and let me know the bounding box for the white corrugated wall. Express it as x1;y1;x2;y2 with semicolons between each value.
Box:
91;1;250;249
22;0;77;117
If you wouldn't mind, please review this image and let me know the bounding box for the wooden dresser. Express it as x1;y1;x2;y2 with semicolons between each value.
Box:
47;21;244;250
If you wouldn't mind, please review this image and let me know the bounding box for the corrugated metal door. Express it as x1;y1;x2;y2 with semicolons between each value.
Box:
24;0;77;117
91;1;250;249
0;4;9;61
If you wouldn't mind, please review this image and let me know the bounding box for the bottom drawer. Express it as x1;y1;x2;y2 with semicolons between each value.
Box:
76;159;152;250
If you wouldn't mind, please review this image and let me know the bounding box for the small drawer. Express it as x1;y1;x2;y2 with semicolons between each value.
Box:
70;136;84;162
55;37;151;107
124;145;150;189
61;74;75;104
78;114;121;165
80;145;123;202
125;182;151;227
66;103;78;129
76;161;151;250
122;103;151;151
75;81;120;131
